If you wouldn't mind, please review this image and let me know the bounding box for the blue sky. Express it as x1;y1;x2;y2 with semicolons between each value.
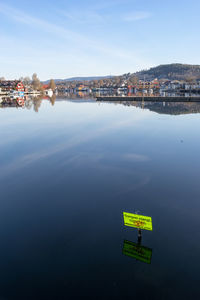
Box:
0;0;200;80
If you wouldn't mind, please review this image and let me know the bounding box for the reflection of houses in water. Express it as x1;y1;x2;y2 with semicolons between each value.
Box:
2;95;200;116
0;96;25;108
16;97;25;107
0;96;27;109
106;101;200;116
140;101;200;115
0;95;57;112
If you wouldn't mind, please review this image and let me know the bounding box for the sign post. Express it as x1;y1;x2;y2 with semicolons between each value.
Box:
138;228;142;245
122;212;153;263
123;212;153;243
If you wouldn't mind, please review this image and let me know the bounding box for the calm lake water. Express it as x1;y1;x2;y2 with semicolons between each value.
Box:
0;98;200;299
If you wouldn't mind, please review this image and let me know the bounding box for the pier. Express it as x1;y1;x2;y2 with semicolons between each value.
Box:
96;96;200;102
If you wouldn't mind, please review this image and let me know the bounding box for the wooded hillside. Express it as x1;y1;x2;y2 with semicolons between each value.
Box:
134;64;200;81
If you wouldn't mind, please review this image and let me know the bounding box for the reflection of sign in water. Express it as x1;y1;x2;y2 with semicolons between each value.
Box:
123;240;152;264
123;212;153;231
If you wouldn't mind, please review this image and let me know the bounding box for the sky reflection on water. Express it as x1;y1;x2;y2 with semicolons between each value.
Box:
0;99;200;299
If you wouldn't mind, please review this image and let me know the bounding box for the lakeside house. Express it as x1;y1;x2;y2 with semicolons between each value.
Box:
0;80;24;93
42;84;54;97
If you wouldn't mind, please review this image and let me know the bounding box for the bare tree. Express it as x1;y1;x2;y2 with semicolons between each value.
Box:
23;76;31;86
49;79;56;91
185;76;196;84
130;76;138;85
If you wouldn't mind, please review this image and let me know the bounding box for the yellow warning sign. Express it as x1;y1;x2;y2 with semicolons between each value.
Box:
123;212;153;231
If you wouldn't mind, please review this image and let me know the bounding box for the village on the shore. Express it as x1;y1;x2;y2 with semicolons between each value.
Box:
1;72;200;96
0;77;55;97
60;76;200;95
0;74;57;108
1;69;200;109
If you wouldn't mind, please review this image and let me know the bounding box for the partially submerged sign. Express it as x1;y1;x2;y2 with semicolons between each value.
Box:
123;212;153;231
123;240;152;264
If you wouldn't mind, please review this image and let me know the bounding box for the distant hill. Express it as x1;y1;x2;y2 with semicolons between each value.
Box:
44;75;114;84
44;64;200;84
133;64;200;81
